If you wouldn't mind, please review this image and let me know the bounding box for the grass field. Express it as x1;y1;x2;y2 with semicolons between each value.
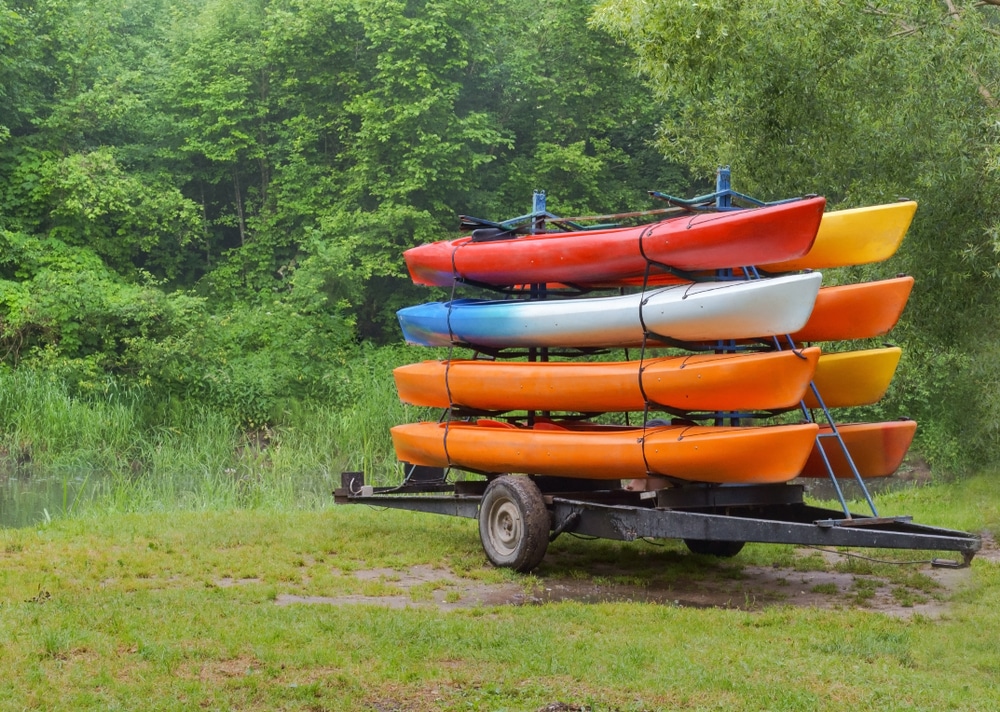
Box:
0;474;998;711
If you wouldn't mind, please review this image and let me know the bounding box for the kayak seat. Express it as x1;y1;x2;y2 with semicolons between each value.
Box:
470;228;517;242
476;418;517;429
532;417;570;431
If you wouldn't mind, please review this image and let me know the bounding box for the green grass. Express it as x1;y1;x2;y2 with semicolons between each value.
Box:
0;475;998;711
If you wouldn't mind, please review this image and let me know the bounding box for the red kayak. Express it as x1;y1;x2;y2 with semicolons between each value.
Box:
405;197;826;288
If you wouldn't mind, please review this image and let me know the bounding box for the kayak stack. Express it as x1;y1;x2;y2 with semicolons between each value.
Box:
390;186;919;491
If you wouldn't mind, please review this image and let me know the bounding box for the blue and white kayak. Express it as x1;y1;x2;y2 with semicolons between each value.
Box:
398;272;823;349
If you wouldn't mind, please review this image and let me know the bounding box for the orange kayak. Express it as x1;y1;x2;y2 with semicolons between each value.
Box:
394;348;820;413
790;276;914;343
391;420;820;484
798;420;917;478
807;347;902;408
554;277;913;349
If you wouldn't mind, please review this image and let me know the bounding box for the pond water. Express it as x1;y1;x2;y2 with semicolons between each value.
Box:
0;468;99;529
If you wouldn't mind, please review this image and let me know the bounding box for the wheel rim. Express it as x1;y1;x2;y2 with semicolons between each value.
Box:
486;498;522;558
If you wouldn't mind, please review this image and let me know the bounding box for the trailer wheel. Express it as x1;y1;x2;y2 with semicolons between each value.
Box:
479;476;550;572
683;539;746;558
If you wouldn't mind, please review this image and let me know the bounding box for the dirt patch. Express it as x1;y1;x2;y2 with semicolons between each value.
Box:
214;576;263;588
175;654;263;683
275;564;527;610
976;531;1000;563
275;544;994;617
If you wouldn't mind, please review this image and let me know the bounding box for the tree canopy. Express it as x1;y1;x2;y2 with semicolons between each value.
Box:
0;0;680;421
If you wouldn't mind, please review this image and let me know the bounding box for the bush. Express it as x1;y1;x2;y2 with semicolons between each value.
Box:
0;236;356;426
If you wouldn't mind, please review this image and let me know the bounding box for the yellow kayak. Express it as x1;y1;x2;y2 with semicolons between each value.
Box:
807;347;902;408
762;201;917;272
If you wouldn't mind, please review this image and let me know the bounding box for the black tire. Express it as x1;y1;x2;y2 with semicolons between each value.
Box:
478;476;551;572
683;539;746;558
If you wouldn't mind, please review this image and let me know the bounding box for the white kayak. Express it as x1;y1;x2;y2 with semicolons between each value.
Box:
397;272;823;349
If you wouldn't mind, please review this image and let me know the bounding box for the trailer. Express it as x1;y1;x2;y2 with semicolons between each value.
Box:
335;468;981;573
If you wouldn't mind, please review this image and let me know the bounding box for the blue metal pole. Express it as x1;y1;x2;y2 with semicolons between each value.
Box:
716;167;731;209
714;168;736;425
532;190;546;234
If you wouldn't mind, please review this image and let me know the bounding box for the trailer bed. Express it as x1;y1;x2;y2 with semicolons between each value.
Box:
335;472;980;571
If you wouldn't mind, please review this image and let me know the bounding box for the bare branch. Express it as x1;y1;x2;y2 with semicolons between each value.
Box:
863;3;892;16
969;67;999;109
865;2;923;35
979;84;998;109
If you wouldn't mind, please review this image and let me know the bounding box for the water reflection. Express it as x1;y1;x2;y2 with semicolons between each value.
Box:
0;469;96;529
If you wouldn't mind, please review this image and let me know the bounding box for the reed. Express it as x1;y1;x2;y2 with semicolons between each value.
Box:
0;345;443;516
5;339;981;521
321;343;441;486
0;369;144;470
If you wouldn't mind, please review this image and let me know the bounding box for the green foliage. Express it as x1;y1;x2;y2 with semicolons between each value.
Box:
34;149;202;277
0;225;355;426
122;298;354;428
0;342;423;489
0;229;166;368
591;0;1000;304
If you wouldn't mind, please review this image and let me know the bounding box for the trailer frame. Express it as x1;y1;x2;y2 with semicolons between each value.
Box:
335;470;981;573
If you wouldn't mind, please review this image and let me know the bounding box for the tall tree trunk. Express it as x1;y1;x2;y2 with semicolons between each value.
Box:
233;169;247;246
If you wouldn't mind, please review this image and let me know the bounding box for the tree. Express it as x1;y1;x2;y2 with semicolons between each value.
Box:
0;0;203;281
0;0;691;419
470;0;687;217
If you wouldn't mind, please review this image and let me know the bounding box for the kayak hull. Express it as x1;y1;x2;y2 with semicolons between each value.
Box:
398;273;822;349
790;276;914;343
395;346;898;413
565;201;916;289
392;420;821;483
762;201;917;271
799;420;917;479
395;348;821;413
405;197;825;288
807;347;902;408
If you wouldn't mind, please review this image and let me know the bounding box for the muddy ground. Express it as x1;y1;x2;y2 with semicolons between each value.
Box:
269;533;997;619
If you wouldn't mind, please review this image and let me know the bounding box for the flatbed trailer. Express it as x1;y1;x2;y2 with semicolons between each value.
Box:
335;469;981;573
